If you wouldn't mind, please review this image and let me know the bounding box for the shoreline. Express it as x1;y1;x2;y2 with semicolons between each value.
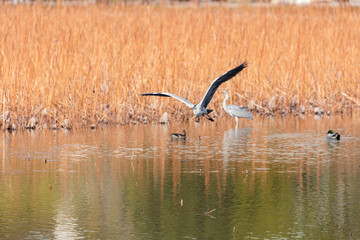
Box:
1;108;358;131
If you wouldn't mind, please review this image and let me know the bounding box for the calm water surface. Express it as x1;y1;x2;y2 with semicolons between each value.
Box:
1;115;360;239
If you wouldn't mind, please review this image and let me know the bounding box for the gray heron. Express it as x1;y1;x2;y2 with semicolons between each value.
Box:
140;61;247;121
222;90;253;126
171;130;186;139
326;130;340;140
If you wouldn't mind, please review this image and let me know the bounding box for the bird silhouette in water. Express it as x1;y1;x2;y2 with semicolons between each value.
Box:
326;130;340;141
171;130;187;139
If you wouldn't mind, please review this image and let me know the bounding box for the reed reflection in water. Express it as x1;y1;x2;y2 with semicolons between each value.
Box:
1;114;360;239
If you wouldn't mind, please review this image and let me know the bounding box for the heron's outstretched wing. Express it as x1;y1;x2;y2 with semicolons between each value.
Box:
140;92;195;108
199;60;248;108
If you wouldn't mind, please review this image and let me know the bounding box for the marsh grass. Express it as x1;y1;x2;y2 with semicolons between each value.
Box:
0;4;359;129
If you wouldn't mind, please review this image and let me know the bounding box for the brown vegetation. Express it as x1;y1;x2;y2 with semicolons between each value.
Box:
0;4;359;129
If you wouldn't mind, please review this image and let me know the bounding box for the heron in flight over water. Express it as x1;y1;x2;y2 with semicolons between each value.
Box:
140;61;247;121
222;90;253;126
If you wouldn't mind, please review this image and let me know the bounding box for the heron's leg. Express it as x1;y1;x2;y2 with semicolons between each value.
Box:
235;117;238;127
191;116;200;122
204;114;214;122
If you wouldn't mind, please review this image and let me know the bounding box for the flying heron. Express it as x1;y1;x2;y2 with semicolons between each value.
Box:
222;90;253;126
140;61;247;121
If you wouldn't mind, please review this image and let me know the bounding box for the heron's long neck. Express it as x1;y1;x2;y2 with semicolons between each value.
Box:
223;93;229;110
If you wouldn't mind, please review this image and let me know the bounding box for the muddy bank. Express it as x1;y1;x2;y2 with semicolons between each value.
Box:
1;104;358;131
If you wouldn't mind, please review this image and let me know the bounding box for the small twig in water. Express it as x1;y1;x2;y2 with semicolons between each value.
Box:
197;208;216;219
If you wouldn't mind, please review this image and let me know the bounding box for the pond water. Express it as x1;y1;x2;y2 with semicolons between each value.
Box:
1;114;360;239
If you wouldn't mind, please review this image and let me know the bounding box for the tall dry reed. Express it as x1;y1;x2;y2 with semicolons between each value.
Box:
0;4;359;129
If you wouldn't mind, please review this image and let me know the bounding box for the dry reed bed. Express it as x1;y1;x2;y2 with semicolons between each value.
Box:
0;5;359;129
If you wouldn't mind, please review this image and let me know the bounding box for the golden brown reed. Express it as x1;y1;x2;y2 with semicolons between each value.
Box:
0;4;359;129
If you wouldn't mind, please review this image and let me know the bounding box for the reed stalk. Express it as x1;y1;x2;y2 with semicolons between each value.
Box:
0;4;359;129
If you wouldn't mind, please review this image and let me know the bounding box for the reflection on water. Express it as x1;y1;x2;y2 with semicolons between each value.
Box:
222;127;252;169
1;114;360;239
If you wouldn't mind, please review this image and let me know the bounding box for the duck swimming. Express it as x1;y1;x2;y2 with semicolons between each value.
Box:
327;130;340;140
171;130;186;139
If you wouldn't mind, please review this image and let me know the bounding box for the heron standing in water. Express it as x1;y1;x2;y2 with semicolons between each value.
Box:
140;61;247;121
222;90;253;126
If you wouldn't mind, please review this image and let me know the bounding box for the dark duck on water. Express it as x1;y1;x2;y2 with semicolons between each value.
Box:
171;130;187;139
327;130;340;141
